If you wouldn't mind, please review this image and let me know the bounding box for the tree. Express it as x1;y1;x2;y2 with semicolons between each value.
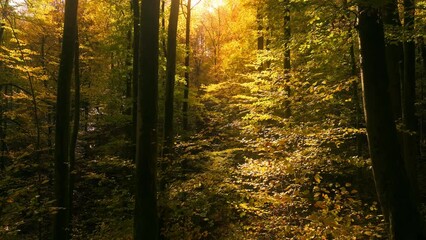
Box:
67;25;80;239
182;0;191;131
134;0;160;239
357;4;425;239
164;0;180;152
0;0;9;45
53;0;78;239
0;0;10;171
283;0;291;118
402;0;418;196
257;8;264;52
132;0;140;150
383;0;403;122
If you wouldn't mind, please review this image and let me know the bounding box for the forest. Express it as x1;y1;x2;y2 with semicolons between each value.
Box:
1;0;426;239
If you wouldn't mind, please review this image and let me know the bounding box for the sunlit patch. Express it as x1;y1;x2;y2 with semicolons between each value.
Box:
191;0;225;13
208;0;225;12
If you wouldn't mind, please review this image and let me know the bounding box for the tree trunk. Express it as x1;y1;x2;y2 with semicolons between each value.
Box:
283;0;291;118
0;0;9;45
182;0;191;131
257;8;266;71
420;37;426;160
0;84;7;170
134;0;160;238
161;0;167;58
402;0;419;198
68;27;80;239
257;9;264;51
163;0;179;153
357;5;425;239
383;0;403;122
131;0;140;153
53;0;78;239
126;29;132;99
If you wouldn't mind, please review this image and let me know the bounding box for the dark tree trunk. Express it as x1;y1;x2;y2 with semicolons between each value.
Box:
257;9;264;51
265;25;271;68
68;27;80;239
0;0;9;45
283;0;291;118
134;0;160;238
383;0;403;122
53;0;78;239
420;37;426;159
257;8;266;71
126;29;132;99
131;0;140;151
0;84;7;170
402;0;419;197
182;0;191;131
0;0;7;165
161;0;167;58
164;0;180;152
357;5;425;239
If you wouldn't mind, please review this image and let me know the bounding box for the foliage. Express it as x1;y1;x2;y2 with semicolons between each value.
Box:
158;113;384;239
2;0;426;239
72;156;134;239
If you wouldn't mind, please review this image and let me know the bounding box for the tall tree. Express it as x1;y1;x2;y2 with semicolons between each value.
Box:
134;0;160;239
283;0;291;118
402;0;418;195
0;0;9;44
357;4;425;239
257;8;264;52
256;6;269;70
0;0;9;171
131;0;140;150
68;26;80;239
53;0;78;239
182;0;191;131
161;0;167;57
383;0;403;121
126;29;132;100
164;0;180;152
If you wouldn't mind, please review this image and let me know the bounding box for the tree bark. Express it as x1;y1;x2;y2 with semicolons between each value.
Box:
182;0;191;131
164;0;180;152
383;0;403;122
53;0;78;239
68;27;80;239
126;29;132;99
161;0;167;57
134;0;160;238
0;0;9;45
357;5;425;239
402;0;419;198
0;84;7;170
257;9;264;51
283;0;291;118
257;7;266;71
131;0;140;153
420;37;426;159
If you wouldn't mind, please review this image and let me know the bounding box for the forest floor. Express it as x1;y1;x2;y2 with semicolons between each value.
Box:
158;100;386;239
74;85;426;239
78;97;426;240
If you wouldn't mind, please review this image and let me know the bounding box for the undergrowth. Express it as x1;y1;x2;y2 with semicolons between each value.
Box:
159;119;385;239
